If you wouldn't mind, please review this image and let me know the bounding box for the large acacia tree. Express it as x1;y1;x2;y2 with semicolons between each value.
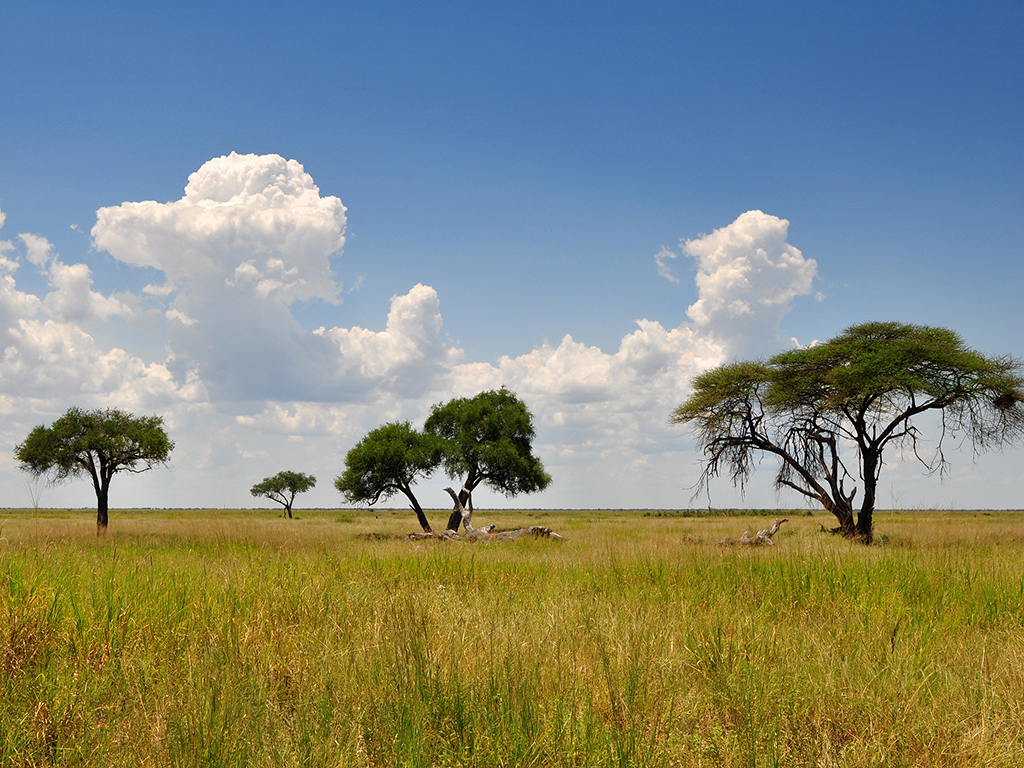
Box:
15;407;174;532
672;323;1024;542
424;388;551;532
334;421;443;533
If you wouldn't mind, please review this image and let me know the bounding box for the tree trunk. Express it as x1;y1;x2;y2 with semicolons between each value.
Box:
402;487;432;533
443;487;483;538
856;454;878;543
833;503;856;537
96;486;109;533
87;460;109;534
856;495;874;542
445;508;461;533
445;477;479;532
819;496;855;537
855;510;874;543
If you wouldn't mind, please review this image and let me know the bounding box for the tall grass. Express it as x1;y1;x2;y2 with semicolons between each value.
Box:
1;509;1022;766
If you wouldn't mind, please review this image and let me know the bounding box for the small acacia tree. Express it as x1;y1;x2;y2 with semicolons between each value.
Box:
334;421;443;533
672;322;1024;542
15;406;174;533
250;471;317;518
424;388;552;532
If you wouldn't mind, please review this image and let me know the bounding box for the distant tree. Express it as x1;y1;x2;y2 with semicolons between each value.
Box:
334;422;443;533
672;322;1024;542
424;388;551;532
250;471;317;518
15;407;174;533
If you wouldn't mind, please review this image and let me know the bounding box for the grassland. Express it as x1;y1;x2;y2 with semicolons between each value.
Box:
1;507;1023;767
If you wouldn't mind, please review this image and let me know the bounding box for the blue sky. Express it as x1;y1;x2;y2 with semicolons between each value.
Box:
1;1;1022;513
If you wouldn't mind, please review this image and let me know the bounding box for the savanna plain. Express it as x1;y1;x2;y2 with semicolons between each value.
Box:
1;507;1022;767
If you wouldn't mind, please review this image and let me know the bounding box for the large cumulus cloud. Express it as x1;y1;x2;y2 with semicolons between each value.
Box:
91;153;454;401
93;152;347;301
0;156;824;508
659;210;818;358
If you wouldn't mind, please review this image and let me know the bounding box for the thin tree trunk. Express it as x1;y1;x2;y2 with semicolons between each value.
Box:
91;462;111;534
402;487;432;533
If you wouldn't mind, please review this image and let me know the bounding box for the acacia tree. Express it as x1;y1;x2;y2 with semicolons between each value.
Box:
250;471;316;518
334;421;443;533
15;407;174;533
672;322;1024;542
424;388;552;532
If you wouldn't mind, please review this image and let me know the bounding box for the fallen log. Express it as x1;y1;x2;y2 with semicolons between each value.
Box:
405;488;565;541
720;518;788;546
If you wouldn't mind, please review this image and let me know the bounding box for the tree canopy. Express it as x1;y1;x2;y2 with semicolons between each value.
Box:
250;471;316;518
672;322;1024;541
15;406;174;532
334;421;443;533
424;388;551;531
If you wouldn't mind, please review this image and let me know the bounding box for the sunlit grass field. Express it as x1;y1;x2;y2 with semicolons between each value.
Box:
2;507;1023;767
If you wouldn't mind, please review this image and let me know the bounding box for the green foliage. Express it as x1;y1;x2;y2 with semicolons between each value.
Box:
425;387;550;495
250;471;316;518
334;421;443;532
14;407;174;530
673;322;1024;541
768;323;1024;436
15;407;173;482
337;390;550;533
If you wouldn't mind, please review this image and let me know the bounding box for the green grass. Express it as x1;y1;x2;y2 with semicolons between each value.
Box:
1;508;1023;766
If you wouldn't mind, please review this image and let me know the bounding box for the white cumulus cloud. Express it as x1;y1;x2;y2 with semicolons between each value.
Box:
92;152;347;303
669;210;817;358
318;284;462;399
0;184;827;511
43;258;134;324
90;155;468;403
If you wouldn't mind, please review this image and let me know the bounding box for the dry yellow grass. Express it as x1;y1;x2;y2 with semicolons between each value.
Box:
1;507;1022;766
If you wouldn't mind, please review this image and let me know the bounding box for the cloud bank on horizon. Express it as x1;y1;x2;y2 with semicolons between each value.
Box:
0;153;819;509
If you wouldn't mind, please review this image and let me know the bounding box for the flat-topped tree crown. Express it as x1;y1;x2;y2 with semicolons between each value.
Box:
673;322;1024;542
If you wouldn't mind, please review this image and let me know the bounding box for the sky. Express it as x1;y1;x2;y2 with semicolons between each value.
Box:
1;0;1022;514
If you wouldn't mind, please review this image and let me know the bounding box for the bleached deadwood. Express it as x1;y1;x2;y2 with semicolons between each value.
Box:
490;526;564;541
405;488;564;541
442;486;492;540
407;529;458;541
720;518;788;546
